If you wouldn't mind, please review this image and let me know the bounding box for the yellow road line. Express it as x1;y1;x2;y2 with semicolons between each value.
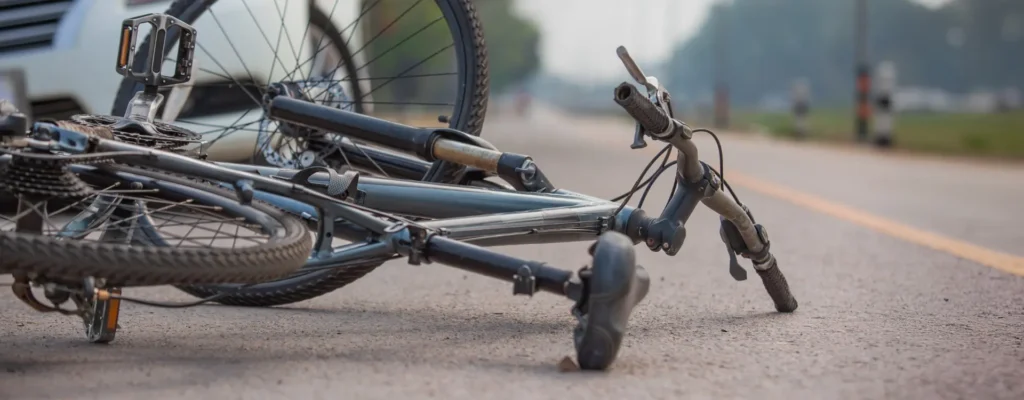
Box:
725;171;1024;277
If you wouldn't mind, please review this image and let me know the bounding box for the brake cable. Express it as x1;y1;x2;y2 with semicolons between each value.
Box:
609;128;745;213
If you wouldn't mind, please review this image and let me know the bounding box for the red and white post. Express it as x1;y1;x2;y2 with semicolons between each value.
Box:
874;61;896;147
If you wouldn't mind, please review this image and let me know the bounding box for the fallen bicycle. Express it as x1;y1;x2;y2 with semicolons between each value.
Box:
0;12;796;371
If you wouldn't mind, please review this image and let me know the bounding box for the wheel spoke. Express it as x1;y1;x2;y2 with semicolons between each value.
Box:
271;0;306;83
196;42;265;108
294;71;457;85
156;0;471;173
347;16;445;79
360;43;455;100
290;0;383;82
208;9;266;98
241;0;293;83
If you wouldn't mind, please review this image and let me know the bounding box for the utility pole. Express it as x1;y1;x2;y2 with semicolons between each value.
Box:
854;0;870;142
663;0;674;90
713;4;729;129
792;78;810;139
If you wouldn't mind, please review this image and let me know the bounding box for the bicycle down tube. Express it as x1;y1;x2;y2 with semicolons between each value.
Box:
260;93;750;256
259;68;796;313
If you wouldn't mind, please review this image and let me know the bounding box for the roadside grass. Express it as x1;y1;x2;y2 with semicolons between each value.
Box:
727;109;1024;159
379;105;1024;160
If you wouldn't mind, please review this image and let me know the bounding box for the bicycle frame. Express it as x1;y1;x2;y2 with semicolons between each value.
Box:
16;73;781;295
16;125;643;296
214;161;631;247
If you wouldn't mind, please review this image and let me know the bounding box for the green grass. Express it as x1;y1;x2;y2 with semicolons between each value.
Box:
728;109;1024;159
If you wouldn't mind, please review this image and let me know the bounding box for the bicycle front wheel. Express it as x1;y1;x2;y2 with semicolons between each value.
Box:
110;0;489;179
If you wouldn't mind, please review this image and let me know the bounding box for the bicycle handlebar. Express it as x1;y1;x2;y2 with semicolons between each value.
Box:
612;83;670;134
612;83;694;141
611;78;798;312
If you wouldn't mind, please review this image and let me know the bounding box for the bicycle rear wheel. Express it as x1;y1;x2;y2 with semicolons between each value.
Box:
0;158;311;286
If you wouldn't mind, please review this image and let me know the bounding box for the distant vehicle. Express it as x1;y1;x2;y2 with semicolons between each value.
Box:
0;0;368;160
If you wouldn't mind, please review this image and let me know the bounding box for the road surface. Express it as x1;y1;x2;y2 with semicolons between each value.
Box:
2;108;1023;400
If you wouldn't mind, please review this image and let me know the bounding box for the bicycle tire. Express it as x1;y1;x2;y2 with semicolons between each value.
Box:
0;165;312;287
108;0;487;307
109;0;489;144
173;176;508;307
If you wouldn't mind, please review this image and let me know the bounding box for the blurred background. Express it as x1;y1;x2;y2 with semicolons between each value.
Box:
0;0;1020;159
508;0;1024;159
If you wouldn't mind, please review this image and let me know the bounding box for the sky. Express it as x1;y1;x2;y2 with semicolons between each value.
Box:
513;0;954;84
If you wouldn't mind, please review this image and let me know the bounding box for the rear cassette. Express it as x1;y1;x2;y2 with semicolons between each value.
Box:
0;153;94;198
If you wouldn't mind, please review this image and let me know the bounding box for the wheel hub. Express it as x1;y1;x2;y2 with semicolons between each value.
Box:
258;79;354;169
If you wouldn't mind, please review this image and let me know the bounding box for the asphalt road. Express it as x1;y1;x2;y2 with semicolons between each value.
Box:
2;108;1024;400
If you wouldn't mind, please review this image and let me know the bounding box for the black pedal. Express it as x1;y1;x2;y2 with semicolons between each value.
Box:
512;265;537;296
116;13;196;87
112;13;200;134
0;112;28;138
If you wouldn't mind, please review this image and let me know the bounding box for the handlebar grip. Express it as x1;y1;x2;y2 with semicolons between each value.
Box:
613;82;670;134
755;257;798;313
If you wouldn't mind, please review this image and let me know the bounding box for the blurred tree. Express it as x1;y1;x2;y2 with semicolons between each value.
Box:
474;0;541;93
667;0;1024;107
358;0;540;113
359;0;454;113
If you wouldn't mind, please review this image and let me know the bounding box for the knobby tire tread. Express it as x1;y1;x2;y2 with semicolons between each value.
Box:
0;169;312;286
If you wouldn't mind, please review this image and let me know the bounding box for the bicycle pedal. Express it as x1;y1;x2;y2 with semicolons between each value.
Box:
85;288;122;344
116;13;196;87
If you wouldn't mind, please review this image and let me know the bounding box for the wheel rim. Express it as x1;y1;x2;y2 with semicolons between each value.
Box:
117;0;475;175
0;162;287;253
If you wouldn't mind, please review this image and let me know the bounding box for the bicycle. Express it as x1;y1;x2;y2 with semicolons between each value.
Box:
0;14;797;371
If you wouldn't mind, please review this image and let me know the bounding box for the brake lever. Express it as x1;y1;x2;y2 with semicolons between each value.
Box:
616;46;651;90
617;45;673;148
719;222;748;281
726;246;748;281
630;123;647;149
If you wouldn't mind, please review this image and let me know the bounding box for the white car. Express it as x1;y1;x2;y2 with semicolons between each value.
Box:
0;0;368;161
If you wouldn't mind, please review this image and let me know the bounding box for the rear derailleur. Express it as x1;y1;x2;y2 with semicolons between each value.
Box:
5;13;200;344
11;275;122;343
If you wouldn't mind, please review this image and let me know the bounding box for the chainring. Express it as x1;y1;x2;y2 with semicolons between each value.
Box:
70;114;201;150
